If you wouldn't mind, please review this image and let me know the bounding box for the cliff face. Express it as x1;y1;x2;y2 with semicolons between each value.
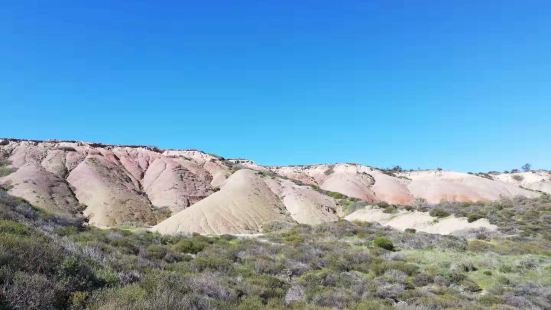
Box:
1;138;548;233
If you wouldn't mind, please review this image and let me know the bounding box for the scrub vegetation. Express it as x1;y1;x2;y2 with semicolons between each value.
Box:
0;160;14;177
0;189;549;309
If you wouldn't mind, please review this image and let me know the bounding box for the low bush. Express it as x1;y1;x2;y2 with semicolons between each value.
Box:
0;159;15;177
467;213;484;223
4;272;61;309
512;175;524;181
429;208;450;218
172;238;207;254
373;237;394;251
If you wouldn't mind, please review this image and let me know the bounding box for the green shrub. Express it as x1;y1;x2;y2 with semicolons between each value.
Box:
238;296;264;310
467;213;484;223
461;279;482;292
55;225;81;236
0;220;31;235
326;191;346;199
467;240;494;252
4;272;61;309
373;237;394;251
145;244;168;260
60;256;105;292
478;294;503;306
282;230;305;245
373;261;418;276
69;291;89;309
87;284;146;309
246;275;288;300
0;233;62;274
512;175;524;181
324;166;335;176
498;264;513;273
429;208;450;218
440;271;466;284
0;160;15;177
172;238;207;254
193;255;233;272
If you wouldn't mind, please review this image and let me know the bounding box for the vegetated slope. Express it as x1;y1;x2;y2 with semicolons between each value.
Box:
1;187;550;309
271;163;540;205
153;169;338;235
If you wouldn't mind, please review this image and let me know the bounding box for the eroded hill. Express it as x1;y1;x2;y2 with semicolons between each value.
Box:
1;138;549;234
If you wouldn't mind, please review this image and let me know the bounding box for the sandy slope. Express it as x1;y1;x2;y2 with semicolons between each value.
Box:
264;177;339;225
345;207;497;235
492;171;551;194
153;169;294;235
271;164;414;204
153;169;339;234
142;157;214;213
400;170;539;204
67;154;158;227
1;164;81;216
367;169;414;204
271;164;378;201
272;164;540;205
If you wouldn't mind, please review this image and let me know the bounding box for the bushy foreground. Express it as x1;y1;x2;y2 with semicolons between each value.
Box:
0;189;550;309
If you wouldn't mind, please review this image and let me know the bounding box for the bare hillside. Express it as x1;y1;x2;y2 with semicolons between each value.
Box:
0;138;547;234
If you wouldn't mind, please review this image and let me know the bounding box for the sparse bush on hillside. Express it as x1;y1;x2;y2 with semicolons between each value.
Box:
172;236;209;254
467;213;484;223
0;159;15;177
373;237;395;251
324;165;335;175
325;191;346;200
429;208;450;218
512;175;524;181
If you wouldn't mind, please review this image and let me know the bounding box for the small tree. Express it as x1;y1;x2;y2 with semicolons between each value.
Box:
521;163;531;172
391;165;402;172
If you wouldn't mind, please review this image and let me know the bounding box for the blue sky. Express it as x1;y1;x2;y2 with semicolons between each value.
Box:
1;1;550;171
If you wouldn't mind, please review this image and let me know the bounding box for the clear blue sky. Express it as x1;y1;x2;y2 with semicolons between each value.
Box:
1;1;550;171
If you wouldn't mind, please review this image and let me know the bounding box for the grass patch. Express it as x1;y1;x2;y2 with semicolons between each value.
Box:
0;159;15;177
